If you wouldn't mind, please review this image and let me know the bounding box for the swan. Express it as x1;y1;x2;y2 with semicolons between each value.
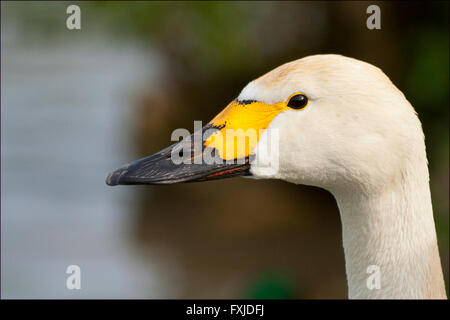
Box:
106;54;446;299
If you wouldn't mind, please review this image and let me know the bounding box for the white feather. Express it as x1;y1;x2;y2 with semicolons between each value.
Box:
247;54;446;299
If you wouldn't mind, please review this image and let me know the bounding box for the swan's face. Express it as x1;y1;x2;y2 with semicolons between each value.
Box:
107;55;422;193
240;55;423;193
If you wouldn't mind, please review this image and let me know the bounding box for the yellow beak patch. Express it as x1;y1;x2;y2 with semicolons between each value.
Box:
204;100;289;160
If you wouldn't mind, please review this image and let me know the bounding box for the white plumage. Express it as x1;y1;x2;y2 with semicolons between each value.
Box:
107;54;447;299
245;55;446;298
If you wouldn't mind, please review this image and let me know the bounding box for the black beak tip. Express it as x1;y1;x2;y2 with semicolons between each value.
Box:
106;164;130;186
106;170;121;186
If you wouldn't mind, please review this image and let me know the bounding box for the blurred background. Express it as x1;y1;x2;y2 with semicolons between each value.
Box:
1;1;448;299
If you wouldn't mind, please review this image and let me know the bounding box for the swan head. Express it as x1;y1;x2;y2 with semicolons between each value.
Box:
106;54;424;194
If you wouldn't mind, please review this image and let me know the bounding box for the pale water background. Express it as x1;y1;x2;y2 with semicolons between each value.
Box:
1;14;166;298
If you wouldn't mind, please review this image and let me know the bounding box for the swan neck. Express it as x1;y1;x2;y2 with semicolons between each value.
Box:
334;166;446;299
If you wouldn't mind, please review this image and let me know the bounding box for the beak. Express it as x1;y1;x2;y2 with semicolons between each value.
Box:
106;124;251;186
106;99;286;186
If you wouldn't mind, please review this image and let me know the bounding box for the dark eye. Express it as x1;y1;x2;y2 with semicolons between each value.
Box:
287;94;308;110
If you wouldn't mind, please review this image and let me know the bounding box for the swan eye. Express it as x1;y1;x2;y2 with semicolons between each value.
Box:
287;94;308;110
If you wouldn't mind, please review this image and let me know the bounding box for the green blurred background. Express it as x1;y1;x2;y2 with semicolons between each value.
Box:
1;1;448;298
